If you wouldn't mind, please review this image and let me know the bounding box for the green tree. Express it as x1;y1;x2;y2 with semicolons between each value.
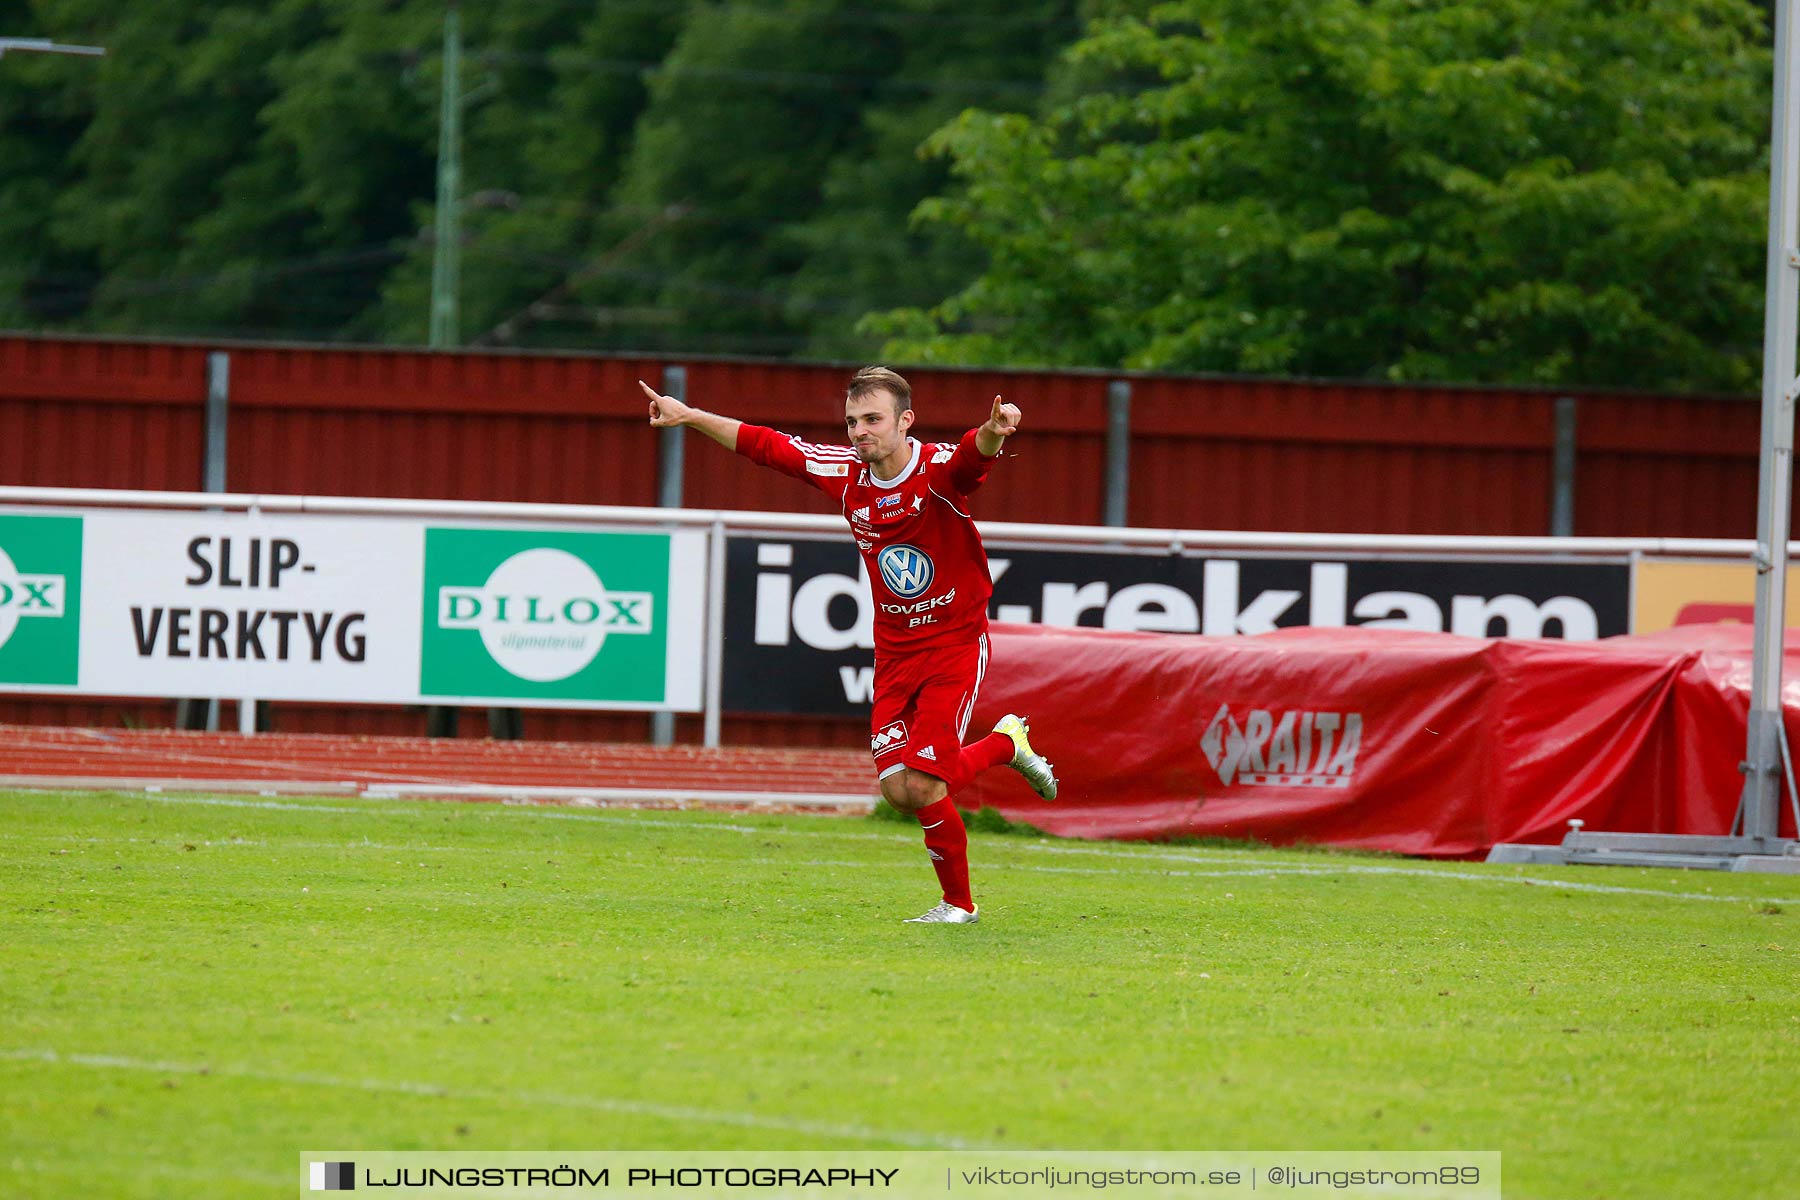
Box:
2;0;439;339
563;1;906;356
782;2;1082;360
874;0;1773;391
565;0;1083;357
367;0;695;347
0;1;1087;359
0;0;104;327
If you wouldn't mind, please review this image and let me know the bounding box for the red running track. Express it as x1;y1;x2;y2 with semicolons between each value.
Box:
0;725;878;811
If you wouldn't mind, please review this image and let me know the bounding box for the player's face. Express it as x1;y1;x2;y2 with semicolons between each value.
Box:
845;391;911;462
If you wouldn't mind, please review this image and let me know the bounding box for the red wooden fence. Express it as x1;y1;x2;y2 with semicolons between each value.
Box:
0;332;1765;743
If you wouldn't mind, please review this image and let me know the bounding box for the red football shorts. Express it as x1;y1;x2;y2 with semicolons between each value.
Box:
869;632;990;790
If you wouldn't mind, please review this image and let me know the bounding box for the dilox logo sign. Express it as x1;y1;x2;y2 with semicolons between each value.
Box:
1202;704;1365;789
0;555;66;637
419;527;705;708
0;515;83;688
435;547;655;683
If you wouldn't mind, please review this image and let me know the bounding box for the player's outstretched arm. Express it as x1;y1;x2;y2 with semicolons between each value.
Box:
642;379;742;451
976;394;1022;457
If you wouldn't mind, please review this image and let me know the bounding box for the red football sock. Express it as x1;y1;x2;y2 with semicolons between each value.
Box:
964;730;1015;774
916;798;973;912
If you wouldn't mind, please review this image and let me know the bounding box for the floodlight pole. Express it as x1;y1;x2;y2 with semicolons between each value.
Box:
1741;0;1800;850
428;2;463;349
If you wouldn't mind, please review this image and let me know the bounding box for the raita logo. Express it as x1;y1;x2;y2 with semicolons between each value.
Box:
1201;703;1363;788
436;548;652;681
878;544;934;599
0;545;66;653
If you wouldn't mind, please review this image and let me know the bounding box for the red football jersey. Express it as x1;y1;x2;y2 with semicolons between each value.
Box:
736;425;1000;657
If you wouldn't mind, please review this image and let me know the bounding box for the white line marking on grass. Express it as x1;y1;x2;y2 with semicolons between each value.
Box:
136;793;377;816
1;1047;982;1150
1275;861;1799;902
364;781;872;809
711;856;1348;882
521;815;1800;901
0;833;270;847
46;790;1800;905
828;855;1794;896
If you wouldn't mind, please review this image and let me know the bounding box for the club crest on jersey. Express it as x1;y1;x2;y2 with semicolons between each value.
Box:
878;544;934;599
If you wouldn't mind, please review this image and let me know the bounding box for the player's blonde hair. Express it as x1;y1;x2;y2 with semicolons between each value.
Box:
847;366;912;418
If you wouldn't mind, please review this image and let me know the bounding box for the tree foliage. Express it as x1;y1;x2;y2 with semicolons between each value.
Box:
873;0;1774;391
0;0;1778;391
0;0;1072;357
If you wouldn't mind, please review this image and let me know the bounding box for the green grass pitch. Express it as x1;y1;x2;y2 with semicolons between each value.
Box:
3;787;1798;1199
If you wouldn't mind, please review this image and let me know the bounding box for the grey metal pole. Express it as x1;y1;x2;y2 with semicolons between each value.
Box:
659;365;687;509
204;352;229;494
1550;396;1576;537
651;365;688;747
1741;0;1800;848
201;351;259;734
178;354;235;734
1104;380;1131;527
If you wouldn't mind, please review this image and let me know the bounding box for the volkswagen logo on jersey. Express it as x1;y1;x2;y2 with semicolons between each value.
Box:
878;544;934;599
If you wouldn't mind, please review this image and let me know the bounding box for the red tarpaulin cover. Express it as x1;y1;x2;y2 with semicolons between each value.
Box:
963;622;1800;857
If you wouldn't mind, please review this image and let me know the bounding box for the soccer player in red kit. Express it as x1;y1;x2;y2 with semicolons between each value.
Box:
641;366;1058;924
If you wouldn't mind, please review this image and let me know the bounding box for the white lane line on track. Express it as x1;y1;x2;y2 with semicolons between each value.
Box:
0;736;626;792
0;1047;980;1151
34;789;1800;904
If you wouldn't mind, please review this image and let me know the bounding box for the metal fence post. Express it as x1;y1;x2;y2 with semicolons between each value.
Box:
704;516;726;750
179;353;233;733
1551;396;1577;537
204;351;229;494
651;365;688;747
659;365;688;510
1104;379;1131;527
